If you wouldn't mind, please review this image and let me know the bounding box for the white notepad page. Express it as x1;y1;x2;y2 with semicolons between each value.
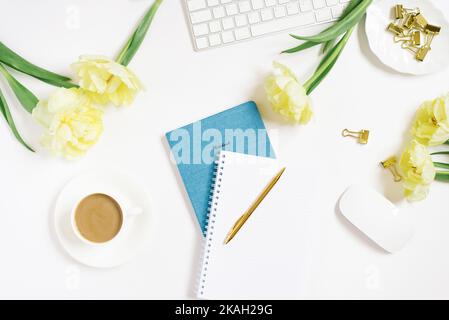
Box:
197;151;311;299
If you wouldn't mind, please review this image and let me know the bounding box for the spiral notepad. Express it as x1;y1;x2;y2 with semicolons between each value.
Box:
197;151;310;299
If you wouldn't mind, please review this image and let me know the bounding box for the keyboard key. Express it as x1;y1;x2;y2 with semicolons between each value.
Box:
193;23;209;36
331;5;344;18
235;14;248;26
326;0;339;5
221;0;233;3
265;0;276;6
188;0;206;11
279;0;290;4
226;3;239;15
274;6;287;18
209;20;221;32
313;0;326;9
287;2;300;15
222;17;235;29
251;11;316;36
239;1;252;13
191;9;212;23
299;0;313;12
196;37;209;49
315;7;331;21
212;6;226;18
247;11;261;24
261;8;274;21
222;30;235;43
207;0;219;5
209;33;222;46
234;27;251;40
252;0;264;10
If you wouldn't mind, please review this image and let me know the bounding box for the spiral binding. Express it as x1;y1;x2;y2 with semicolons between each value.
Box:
196;151;227;298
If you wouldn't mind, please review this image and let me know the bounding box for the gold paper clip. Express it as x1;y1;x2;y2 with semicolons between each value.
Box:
387;23;405;35
381;157;402;182
342;129;370;144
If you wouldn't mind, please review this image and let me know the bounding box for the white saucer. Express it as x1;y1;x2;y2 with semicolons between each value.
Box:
54;169;153;268
365;0;449;75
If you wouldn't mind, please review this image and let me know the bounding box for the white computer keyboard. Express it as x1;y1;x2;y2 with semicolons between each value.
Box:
185;0;351;51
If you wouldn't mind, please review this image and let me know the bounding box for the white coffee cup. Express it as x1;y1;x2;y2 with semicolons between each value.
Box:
71;192;142;246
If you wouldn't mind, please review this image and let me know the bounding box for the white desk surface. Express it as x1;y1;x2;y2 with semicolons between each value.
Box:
1;0;449;299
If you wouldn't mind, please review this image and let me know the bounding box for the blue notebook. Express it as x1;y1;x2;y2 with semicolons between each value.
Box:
165;101;275;233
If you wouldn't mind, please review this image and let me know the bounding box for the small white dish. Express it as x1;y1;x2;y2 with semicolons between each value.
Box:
339;185;413;253
54;169;153;268
365;0;449;75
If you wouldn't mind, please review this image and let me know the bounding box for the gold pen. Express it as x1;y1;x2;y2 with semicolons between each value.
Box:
224;167;286;245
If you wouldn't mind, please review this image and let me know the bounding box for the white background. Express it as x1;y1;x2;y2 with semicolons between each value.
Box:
1;0;449;299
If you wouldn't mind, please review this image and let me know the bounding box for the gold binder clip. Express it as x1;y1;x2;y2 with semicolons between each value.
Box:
415;27;440;61
381;157;402;182
424;26;440;47
425;24;441;35
412;13;428;30
394;4;404;19
403;7;420;16
416;46;430;61
403;13;416;29
401;41;418;54
395;30;421;46
387;23;405;35
342;129;370;144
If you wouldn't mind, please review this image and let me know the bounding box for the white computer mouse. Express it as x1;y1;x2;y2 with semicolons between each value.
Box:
339;185;414;253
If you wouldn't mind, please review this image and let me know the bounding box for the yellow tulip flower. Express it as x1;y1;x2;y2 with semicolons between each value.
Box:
72;55;143;106
32;88;103;159
265;62;313;124
411;94;449;146
399;140;436;201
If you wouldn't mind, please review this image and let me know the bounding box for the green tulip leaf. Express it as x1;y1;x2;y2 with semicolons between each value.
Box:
282;41;320;54
435;171;449;182
0;63;38;113
304;27;354;94
431;151;449;156
116;0;163;66
290;0;372;44
322;39;336;54
434;162;449;170
283;0;362;54
0;41;76;88
0;88;34;152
